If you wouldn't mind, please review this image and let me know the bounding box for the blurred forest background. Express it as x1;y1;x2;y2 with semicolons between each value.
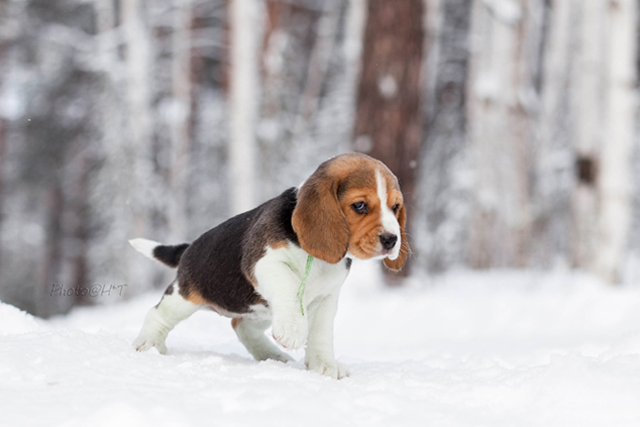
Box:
1;0;640;318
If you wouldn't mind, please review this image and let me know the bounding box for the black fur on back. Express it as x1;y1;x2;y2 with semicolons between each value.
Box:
176;188;300;314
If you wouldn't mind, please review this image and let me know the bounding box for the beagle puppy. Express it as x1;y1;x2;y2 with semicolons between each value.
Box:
129;153;408;379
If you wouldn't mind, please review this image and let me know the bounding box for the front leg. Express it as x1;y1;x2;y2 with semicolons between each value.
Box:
255;262;308;350
305;294;349;379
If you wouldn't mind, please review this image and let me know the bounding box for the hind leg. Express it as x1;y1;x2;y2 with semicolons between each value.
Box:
133;281;200;354
232;317;294;362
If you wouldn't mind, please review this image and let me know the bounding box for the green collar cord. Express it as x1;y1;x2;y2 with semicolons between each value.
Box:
297;255;314;315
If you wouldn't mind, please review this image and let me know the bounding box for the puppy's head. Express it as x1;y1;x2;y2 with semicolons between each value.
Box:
292;153;409;270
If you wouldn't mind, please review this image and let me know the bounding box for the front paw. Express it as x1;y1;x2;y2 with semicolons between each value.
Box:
272;315;308;350
306;356;349;379
132;333;167;354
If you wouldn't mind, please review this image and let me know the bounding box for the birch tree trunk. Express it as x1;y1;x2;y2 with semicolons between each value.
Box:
119;0;156;288
344;0;367;104
571;0;605;269
169;0;193;240
229;0;259;214
122;0;154;235
531;0;576;268
123;0;153;157
467;0;533;268
91;0;130;291
418;0;473;272
596;0;637;283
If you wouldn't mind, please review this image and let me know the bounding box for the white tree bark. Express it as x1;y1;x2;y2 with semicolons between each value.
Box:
571;0;605;269
122;0;153;148
120;0;156;287
533;0;576;267
92;0;131;290
169;0;192;241
417;0;473;272
229;0;259;214
597;0;637;283
537;0;574;188
467;0;529;267
122;0;153;233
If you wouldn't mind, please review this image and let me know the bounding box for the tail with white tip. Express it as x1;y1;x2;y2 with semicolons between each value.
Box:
128;238;189;269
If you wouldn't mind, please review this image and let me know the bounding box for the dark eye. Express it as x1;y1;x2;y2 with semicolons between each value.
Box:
392;204;400;214
352;202;368;214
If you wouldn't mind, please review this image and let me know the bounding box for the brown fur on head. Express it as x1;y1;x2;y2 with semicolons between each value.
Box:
292;153;409;270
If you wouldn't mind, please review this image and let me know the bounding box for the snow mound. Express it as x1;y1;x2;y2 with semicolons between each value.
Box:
2;266;640;426
0;301;41;335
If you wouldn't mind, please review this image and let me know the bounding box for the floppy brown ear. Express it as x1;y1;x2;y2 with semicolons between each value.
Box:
292;172;349;264
384;204;409;271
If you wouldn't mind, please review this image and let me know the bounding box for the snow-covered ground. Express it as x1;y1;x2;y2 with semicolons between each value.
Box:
2;262;640;427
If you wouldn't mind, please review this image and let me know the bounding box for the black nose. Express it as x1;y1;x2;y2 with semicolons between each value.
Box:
380;233;398;250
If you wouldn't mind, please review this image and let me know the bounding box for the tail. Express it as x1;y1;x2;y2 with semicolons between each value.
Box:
128;238;190;269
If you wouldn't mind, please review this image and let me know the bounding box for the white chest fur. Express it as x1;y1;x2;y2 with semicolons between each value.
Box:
250;242;350;378
253;243;349;311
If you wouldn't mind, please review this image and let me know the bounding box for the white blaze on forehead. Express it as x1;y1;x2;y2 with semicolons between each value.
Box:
375;169;401;259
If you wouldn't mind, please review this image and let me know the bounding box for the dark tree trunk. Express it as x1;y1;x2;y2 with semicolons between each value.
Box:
0;117;5;278
353;0;425;278
39;185;64;318
70;151;91;306
0;27;9;283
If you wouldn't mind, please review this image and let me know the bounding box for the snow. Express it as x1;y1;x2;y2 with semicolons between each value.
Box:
482;0;522;25
2;263;640;427
0;303;40;335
